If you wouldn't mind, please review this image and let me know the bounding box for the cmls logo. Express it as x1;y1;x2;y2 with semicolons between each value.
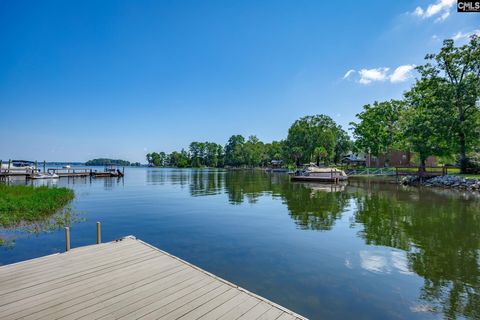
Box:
457;0;480;12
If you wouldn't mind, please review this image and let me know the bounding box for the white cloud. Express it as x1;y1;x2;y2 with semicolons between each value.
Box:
412;0;455;21
359;250;414;275
358;67;389;84
452;29;480;41
410;303;435;313
391;251;414;275
343;65;416;85
343;69;356;79
390;64;416;83
413;6;424;16
360;251;388;273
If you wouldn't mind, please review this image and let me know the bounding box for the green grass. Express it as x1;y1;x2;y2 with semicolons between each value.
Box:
0;184;74;228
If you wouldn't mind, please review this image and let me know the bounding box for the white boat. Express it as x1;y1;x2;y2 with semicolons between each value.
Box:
63;165;71;169
0;160;35;174
29;172;59;179
291;163;348;182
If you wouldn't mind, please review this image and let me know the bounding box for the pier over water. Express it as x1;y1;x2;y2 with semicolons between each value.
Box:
0;236;306;320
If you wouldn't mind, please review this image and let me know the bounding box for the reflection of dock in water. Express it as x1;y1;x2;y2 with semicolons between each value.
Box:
293;181;347;193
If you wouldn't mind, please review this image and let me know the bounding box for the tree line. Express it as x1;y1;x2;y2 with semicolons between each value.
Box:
85;158;131;166
147;35;480;173
146;119;352;169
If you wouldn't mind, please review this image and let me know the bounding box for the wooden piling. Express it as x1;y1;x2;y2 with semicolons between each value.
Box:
65;227;70;252
96;222;101;244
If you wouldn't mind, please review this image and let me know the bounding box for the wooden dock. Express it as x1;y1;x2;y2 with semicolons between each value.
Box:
0;236;307;320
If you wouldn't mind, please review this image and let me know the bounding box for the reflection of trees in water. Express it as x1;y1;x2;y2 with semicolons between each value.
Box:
281;182;351;230
350;181;480;319
0;206;81;248
189;170;224;197
223;171;274;204
186;170;480;318
147;169;193;187
222;171;351;229
146;169;167;185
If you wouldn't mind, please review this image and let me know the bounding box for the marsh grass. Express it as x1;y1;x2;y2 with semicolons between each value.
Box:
0;184;74;228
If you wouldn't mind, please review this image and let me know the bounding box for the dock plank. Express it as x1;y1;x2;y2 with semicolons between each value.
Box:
0;236;307;320
10;263;186;320
0;257;181;318
236;302;272;319
163;286;238;320
194;291;250;319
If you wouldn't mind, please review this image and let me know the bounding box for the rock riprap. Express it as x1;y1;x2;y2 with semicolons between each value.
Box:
401;175;480;191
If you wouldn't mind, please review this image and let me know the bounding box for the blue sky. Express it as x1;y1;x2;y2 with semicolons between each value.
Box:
1;0;478;162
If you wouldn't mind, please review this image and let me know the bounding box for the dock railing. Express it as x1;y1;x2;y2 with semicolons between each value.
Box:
344;167;396;176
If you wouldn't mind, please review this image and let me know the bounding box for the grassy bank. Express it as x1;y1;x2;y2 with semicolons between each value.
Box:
0;184;74;227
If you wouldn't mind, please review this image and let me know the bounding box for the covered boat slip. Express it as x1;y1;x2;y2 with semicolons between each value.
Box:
0;236;307;320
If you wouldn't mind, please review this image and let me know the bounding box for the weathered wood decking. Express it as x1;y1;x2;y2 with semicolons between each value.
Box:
0;236;307;320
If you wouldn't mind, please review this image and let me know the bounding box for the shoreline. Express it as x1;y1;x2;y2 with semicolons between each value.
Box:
400;175;480;192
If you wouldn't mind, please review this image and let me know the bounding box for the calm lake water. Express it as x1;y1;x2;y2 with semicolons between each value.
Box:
1;168;479;320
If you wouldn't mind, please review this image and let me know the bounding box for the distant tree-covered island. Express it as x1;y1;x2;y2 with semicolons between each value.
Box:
85;158;131;166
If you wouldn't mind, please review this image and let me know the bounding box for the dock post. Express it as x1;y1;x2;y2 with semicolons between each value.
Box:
43;160;46;173
65;227;71;252
96;222;101;244
8;159;11;174
0;160;2;174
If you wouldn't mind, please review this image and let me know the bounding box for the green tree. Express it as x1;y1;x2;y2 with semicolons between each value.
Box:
224;135;246;167
334;128;352;164
286;115;339;165
168;150;189;167
350;100;405;165
150;152;159;166
313;147;328;165
205;142;223;167
243;135;265;167
158;152;167;166
402;78;452;167
417;35;480;173
189;142;205;167
266;140;284;160
148;152;167;166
